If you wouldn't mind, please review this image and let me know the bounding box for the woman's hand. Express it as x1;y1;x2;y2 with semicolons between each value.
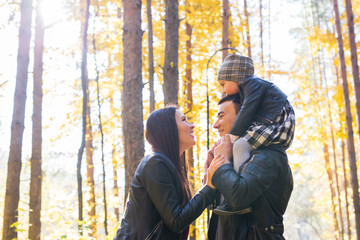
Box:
204;140;221;172
206;155;226;189
214;134;232;163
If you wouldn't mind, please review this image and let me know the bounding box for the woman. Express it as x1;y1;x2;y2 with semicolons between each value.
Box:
114;107;223;240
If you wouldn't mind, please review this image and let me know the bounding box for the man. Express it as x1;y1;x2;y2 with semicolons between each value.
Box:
206;94;293;239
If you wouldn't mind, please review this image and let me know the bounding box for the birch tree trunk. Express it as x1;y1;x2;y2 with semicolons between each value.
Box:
29;0;44;238
332;0;360;237
3;0;33;239
122;0;144;203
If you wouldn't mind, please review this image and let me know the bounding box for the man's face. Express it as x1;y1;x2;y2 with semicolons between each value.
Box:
213;100;237;137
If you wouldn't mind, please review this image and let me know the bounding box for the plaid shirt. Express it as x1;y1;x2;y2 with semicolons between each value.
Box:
243;100;295;150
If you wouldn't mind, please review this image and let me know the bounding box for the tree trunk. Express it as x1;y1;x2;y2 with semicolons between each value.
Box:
109;97;120;221
185;5;195;238
147;0;155;112
185;5;193;115
222;0;229;60
29;0;44;238
259;0;264;69
344;0;360;138
335;55;352;240
122;0;144;203
314;0;327;89
93;10;108;235
326;79;344;240
80;0;97;237
341;140;352;240
163;0;179;105
85;89;96;238
2;0;33;239
244;0;252;58
306;8;340;236
332;0;360;237
77;122;84;235
324;144;340;239
112;144;120;222
186;147;195;239
321;33;344;238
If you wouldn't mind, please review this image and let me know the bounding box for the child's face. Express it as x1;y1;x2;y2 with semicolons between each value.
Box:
218;80;239;95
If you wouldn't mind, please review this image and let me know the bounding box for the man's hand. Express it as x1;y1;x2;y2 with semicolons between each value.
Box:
214;134;232;163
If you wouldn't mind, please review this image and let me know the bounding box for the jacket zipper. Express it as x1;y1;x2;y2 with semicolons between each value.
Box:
145;220;163;240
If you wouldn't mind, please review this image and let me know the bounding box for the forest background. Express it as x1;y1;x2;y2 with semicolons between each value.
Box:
1;0;360;239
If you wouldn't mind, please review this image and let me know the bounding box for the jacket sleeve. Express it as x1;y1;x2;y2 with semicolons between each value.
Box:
142;157;217;233
211;150;282;209
230;78;268;136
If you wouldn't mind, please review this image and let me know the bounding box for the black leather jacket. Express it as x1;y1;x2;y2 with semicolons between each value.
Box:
230;76;288;137
114;152;216;240
208;145;293;239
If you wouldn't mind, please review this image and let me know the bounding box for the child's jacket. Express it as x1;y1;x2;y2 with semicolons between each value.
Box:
230;76;288;137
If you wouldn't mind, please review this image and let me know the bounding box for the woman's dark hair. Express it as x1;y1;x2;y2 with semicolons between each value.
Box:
145;106;192;204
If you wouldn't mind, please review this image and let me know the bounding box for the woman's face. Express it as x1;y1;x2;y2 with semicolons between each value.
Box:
175;110;195;154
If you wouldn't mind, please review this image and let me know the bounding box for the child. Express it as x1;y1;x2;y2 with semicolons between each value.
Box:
214;53;295;215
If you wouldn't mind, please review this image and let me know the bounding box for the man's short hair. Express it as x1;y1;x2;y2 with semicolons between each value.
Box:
218;94;242;114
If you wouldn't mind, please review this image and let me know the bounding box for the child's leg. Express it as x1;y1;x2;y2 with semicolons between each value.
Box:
213;137;252;215
233;137;252;173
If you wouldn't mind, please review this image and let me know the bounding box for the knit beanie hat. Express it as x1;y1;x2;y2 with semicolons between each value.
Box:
217;54;254;84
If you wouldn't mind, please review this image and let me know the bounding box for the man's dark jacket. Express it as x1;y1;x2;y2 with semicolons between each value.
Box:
114;152;216;240
208;145;293;239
